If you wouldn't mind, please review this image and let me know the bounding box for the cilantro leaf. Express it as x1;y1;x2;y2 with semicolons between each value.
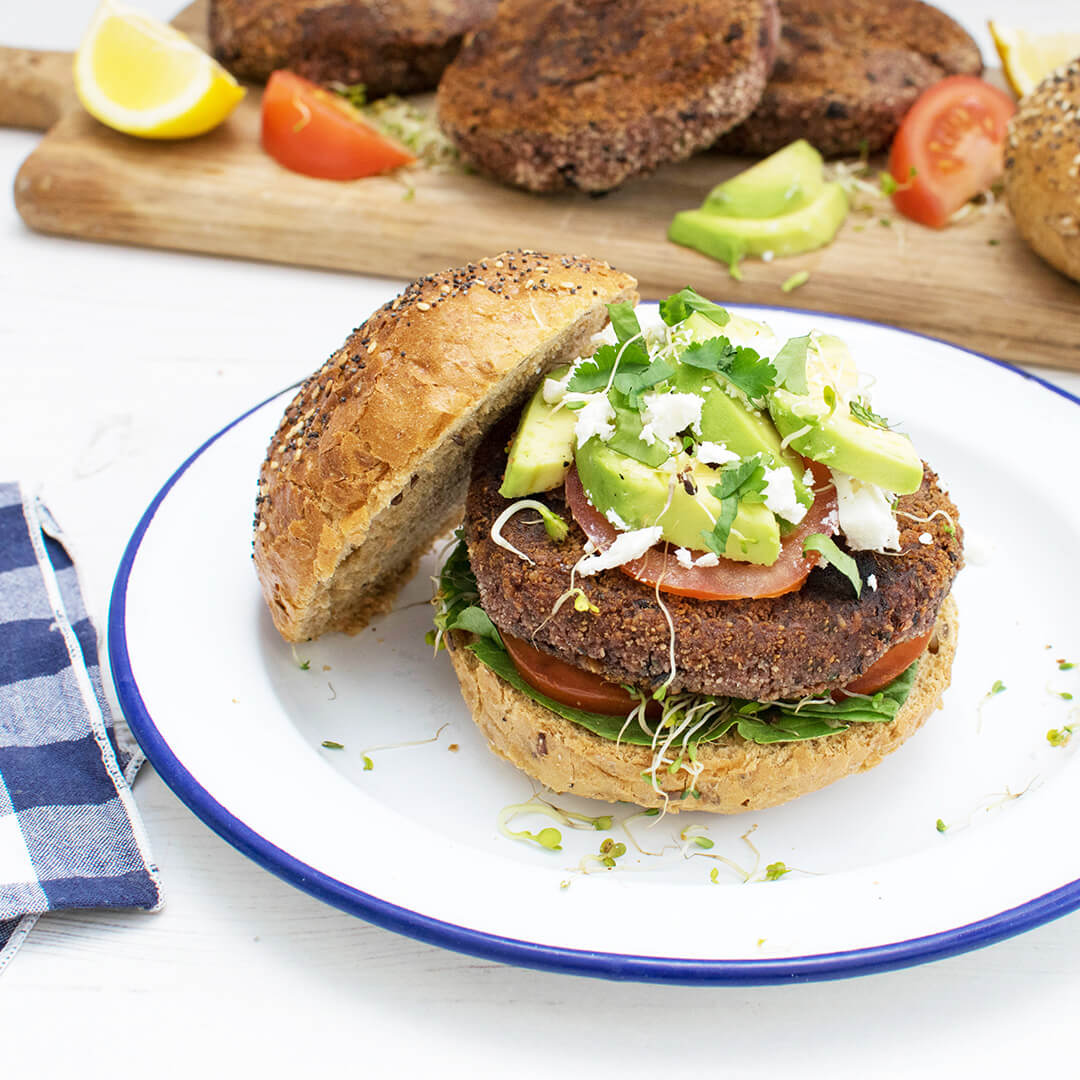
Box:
681;337;776;402
613;356;675;408
772;335;810;395
849;398;893;430
701;456;767;555
724;345;777;402
566;344;617;394
680;336;738;372
607;302;642;345
803;533;861;597
659;287;730;328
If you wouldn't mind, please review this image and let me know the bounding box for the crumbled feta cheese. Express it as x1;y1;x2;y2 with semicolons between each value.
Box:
695;441;740;466
640;391;702;445
576;527;663;577
918;531;933;545
761;466;807;525
803;467;815;488
542;372;569;404
574;394;615;446
830;470;900;551
605;507;630;531
762;250;775;263
674;547;721;569
867;573;878;591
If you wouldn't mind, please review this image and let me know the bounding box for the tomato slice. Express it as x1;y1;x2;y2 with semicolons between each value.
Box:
563;463;838;600
501;632;645;716
261;70;415;180
503;625;932;716
888;75;1016;228
836;629;933;699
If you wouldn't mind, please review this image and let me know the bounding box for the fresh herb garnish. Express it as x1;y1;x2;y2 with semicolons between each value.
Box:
701;456;767;555
659;287;730;328
681;337;777;402
608;301;643;345
1059;660;1076;671
566;344;618;394
764;861;790;881
771;335;810;395
936;818;948;833
781;270;810;292
321;740;344;750
330;81;367;108
989;679;1006;696
613;356;675;408
803;534;861;597
849;398;893;430
1048;725;1076;748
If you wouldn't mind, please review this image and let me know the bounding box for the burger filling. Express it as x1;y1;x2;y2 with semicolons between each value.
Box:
430;288;962;798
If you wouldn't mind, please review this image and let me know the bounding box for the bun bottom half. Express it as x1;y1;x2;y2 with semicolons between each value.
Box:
448;596;958;814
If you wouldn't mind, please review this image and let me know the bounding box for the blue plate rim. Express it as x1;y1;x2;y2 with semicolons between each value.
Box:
107;306;1080;986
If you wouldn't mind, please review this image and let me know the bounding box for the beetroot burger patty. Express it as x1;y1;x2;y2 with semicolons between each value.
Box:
465;419;963;702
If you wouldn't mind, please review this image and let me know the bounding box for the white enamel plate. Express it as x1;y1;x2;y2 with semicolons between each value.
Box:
110;307;1080;984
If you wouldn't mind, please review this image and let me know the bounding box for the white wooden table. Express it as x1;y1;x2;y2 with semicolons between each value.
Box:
2;3;1079;1075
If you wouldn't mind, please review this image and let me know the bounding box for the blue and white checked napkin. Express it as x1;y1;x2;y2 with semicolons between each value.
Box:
0;483;161;971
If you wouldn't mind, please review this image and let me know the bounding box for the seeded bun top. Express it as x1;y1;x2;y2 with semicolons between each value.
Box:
253;251;637;642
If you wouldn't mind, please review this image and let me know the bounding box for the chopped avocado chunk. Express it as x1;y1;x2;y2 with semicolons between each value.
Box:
683;310;780;357
575;440;780;564
703;140;825;220
500;367;577;497
768;387;923;494
669;181;849;267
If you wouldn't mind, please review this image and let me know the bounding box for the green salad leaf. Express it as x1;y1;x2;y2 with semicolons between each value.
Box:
772;335;811;395
659;287;731;328
803;533;862;598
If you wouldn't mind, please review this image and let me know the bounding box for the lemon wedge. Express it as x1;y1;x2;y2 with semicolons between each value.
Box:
74;0;244;138
989;22;1080;98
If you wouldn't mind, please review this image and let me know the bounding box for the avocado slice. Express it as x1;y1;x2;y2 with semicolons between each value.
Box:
669;181;849;265
703;140;825;220
678;311;811;507
500;366;577;498
575;440;780;564
767;388;923;494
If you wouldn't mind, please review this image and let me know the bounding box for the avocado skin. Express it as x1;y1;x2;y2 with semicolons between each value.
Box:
768;387;923;494
499;366;576;498
669;180;848;264
575;439;780;564
703;139;824;219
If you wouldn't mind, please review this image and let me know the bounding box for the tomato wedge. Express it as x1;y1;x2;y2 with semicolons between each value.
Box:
836;630;933;699
261;70;415;180
888;75;1016;228
501;632;645;716
564;463;838;601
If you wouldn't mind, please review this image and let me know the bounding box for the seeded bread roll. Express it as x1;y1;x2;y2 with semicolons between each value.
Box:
448;597;957;813
1005;59;1080;286
253;252;638;642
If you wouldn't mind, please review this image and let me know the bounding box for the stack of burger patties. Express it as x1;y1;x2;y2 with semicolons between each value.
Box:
211;0;984;192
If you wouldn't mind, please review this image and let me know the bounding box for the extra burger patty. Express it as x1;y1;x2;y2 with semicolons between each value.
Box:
465;421;963;702
436;0;779;193
715;0;982;156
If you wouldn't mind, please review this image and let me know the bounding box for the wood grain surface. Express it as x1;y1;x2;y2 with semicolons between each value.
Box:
5;0;1080;371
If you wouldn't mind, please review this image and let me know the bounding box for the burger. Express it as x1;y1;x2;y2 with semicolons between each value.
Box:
253;251;962;813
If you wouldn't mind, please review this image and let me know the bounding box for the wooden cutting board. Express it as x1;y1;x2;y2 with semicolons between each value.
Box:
4;1;1079;372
